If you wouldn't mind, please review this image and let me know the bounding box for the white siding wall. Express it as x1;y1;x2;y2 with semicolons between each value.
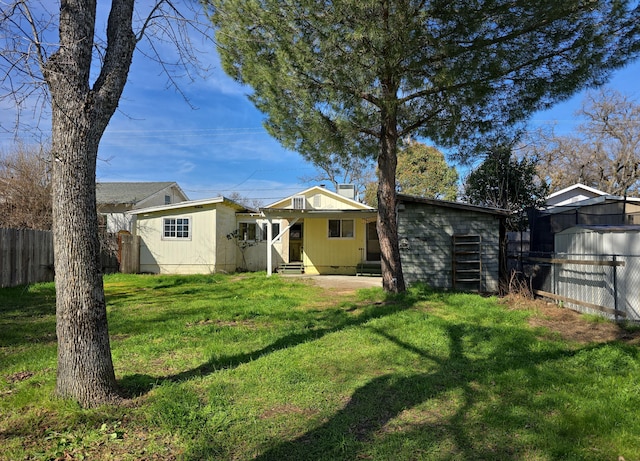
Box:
137;206;218;274
105;209;133;233
215;205;239;273
233;216;285;272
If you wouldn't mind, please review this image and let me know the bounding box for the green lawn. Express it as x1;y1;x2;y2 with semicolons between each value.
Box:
1;273;639;460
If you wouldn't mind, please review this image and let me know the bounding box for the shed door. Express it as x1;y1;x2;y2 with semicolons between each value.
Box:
452;234;482;292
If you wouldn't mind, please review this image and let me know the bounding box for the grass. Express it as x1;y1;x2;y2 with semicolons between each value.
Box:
1;272;640;460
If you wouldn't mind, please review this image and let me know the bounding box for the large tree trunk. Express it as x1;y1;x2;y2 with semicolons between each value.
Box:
43;0;136;407
51;118;118;406
377;102;406;293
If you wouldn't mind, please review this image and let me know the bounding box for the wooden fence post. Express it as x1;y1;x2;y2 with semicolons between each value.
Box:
118;232;140;274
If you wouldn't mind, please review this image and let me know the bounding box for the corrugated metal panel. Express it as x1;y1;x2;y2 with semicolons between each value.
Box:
556;226;640;255
554;226;640;320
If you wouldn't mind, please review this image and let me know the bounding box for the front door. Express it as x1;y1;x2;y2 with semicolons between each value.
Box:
289;222;303;262
366;220;381;261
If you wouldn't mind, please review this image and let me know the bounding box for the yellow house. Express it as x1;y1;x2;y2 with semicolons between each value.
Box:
262;186;378;275
127;186;378;276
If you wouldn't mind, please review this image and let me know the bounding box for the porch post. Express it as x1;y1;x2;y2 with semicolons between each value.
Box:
266;218;273;276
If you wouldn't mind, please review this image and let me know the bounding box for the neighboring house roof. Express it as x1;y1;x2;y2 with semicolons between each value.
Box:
96;182;188;206
127;196;249;215
398;194;510;217
545;183;607;208
541;194;640;215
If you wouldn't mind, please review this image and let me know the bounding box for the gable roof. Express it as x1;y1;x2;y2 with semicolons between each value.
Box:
264;185;373;210
541;193;640;215
96;182;187;205
127;196;249;215
547;183;607;199
545;183;607;208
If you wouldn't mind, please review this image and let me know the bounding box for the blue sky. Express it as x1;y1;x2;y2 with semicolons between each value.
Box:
96;53;639;204
1;5;639;205
95;48;314;204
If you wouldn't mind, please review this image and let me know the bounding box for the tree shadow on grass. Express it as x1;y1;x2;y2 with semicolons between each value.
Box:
241;322;596;461
0;283;57;348
118;293;414;397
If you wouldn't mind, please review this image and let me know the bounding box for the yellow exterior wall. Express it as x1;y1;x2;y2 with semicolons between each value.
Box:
303;218;367;275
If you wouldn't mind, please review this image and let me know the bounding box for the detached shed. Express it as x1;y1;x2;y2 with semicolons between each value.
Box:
553;225;640;320
397;195;508;293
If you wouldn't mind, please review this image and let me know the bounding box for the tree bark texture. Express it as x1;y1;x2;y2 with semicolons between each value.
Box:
377;97;406;293
43;0;136;407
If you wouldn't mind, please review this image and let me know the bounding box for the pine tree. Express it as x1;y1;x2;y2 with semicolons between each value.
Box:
211;0;640;292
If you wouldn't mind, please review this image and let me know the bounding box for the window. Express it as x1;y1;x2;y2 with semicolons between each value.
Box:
261;222;282;242
163;217;190;239
164;195;171;205
98;214;107;232
239;222;257;241
290;223;302;239
328;219;354;238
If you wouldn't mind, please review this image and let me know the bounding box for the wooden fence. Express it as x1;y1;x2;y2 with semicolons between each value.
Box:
0;228;54;288
1;228;140;287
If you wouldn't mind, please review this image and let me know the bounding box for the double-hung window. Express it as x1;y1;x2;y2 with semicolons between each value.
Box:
271;222;281;241
163;217;190;239
261;222;281;242
239;222;257;241
328;219;354;238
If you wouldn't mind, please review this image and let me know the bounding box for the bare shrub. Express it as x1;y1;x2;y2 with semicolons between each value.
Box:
0;143;52;230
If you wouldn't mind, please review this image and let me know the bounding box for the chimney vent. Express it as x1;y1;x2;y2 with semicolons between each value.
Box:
337;184;356;200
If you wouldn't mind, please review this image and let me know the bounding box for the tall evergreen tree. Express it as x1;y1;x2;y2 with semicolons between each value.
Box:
464;145;548;231
211;0;640;292
397;139;458;201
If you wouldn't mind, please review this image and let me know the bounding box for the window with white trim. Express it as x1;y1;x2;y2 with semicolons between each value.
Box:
239;222;258;241
328;219;354;238
163;217;190;239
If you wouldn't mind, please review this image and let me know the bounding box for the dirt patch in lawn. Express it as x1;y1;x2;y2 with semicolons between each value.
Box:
503;294;640;345
283;275;382;295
